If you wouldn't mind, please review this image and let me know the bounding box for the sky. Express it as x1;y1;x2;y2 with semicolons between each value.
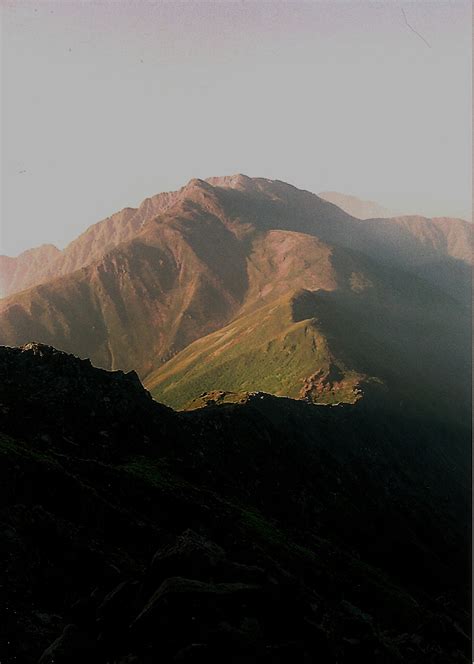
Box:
0;0;471;256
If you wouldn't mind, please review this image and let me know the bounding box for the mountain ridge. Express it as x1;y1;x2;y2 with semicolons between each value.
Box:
2;175;471;298
0;182;193;298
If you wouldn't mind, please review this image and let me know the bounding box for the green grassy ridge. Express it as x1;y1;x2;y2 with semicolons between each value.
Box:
116;455;203;495
146;294;366;410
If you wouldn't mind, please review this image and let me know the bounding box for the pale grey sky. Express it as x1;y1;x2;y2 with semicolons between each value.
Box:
1;0;471;256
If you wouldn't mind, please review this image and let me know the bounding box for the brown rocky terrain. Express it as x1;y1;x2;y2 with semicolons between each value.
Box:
0;187;184;297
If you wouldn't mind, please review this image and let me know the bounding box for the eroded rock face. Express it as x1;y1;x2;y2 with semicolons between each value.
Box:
299;363;365;404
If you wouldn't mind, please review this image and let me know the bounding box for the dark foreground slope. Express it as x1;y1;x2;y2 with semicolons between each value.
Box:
0;344;470;663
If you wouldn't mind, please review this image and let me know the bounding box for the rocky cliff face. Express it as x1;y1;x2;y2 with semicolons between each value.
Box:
0;343;470;663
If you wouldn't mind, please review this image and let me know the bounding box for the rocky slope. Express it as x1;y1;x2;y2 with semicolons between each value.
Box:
0;187;184;298
0;343;471;663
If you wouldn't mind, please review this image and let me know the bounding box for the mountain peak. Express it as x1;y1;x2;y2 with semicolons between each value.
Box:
184;177;210;188
205;173;263;192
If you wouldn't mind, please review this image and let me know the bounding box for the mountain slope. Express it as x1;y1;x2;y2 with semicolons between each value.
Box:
145;291;368;410
0;343;470;663
0;187;185;297
146;251;470;413
0;209;247;376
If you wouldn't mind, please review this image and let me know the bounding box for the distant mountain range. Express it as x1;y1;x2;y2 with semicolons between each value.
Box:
318;191;397;219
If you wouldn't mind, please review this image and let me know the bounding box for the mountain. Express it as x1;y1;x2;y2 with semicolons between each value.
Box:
0;343;470;663
0;175;470;414
318;191;397;219
2;177;470;301
0;178;252;375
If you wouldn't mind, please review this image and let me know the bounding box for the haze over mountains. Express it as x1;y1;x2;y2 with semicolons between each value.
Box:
0;174;471;416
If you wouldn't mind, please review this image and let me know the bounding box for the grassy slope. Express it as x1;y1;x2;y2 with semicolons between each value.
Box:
146;293;366;410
